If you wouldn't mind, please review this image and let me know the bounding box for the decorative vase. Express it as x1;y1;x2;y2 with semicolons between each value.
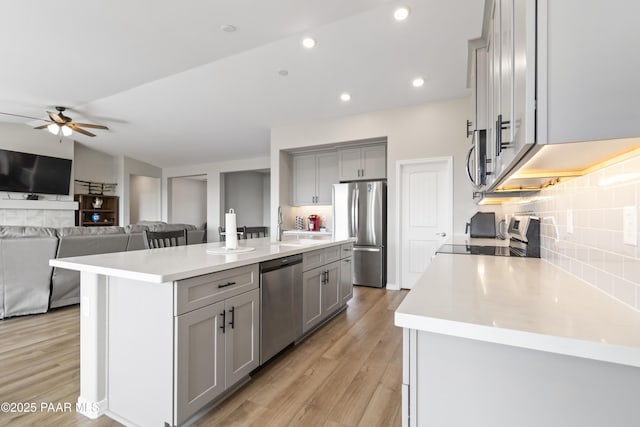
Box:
91;213;101;223
92;197;103;209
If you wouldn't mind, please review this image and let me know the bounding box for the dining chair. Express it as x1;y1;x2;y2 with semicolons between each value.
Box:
244;226;269;239
218;226;247;242
143;229;188;249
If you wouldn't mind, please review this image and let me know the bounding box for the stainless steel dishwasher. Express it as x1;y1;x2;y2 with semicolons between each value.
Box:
260;254;303;364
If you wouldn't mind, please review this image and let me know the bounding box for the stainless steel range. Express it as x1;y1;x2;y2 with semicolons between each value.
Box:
437;215;540;258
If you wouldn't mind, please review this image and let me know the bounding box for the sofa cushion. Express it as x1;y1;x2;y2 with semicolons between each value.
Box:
125;224;149;234
57;226;125;237
149;223;197;232
0;226;57;238
1;237;58;318
136;220;167;226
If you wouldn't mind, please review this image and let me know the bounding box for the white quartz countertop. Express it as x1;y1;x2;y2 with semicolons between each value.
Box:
395;254;640;367
50;237;353;283
446;235;510;246
282;230;333;236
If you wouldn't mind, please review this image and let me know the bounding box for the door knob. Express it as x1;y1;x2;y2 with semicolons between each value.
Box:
436;232;447;237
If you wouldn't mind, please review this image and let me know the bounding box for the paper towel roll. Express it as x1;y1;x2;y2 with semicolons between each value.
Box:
225;209;238;250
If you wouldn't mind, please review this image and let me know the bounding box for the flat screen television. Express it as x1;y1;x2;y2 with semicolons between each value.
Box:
0;148;72;195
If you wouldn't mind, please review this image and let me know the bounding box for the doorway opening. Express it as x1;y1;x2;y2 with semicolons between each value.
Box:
220;169;270;238
168;175;207;230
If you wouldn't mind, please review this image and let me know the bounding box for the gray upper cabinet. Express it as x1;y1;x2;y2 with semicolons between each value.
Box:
292;151;338;206
472;0;640;193
338;144;386;181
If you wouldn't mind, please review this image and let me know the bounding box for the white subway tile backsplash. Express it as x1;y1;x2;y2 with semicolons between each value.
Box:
526;153;640;310
613;278;637;308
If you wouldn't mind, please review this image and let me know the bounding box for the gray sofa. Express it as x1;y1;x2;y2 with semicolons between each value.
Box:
0;222;205;319
0;226;59;318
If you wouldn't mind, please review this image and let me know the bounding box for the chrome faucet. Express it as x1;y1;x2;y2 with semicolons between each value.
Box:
276;206;283;241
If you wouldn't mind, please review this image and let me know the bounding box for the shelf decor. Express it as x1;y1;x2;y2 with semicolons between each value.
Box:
74;180;117;195
74;194;119;227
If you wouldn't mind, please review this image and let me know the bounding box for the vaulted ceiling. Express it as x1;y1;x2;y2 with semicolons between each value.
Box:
0;0;483;167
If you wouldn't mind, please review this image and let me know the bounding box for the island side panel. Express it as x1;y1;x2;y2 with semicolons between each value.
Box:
106;277;174;426
414;331;640;427
78;271;109;418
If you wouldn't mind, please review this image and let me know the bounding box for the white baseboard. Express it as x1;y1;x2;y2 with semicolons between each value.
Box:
386;282;400;290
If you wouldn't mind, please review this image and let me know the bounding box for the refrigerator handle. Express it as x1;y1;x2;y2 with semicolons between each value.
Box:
354;186;359;238
350;186;356;237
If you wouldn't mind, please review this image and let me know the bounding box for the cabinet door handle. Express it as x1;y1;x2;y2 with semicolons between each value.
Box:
229;307;235;329
218;281;236;289
361;168;364;177
466;119;473;138
496;114;511;155
220;311;226;334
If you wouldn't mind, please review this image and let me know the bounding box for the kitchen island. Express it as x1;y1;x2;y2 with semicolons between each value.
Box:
50;236;354;426
395;254;640;427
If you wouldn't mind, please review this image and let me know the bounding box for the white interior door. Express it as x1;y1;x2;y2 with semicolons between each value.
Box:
399;158;452;289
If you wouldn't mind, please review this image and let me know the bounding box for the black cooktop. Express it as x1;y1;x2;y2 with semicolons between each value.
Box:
436;244;527;257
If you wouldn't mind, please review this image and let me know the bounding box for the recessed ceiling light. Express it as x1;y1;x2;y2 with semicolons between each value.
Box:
302;37;317;49
394;6;411;21
220;24;237;33
278;69;289;76
412;77;425;87
340;93;351;102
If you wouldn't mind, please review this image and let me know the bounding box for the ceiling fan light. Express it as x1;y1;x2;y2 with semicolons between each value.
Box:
61;125;72;136
47;123;60;135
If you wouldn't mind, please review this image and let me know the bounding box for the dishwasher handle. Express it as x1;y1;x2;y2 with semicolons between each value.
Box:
260;254;303;273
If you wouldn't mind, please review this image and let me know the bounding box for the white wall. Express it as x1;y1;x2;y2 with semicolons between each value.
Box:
118;156;162;225
223;171;269;226
170;177;207;228
162;156;270;241
130;175;161;223
271;97;477;288
73;142;118;195
262;173;270;228
0;122;74;199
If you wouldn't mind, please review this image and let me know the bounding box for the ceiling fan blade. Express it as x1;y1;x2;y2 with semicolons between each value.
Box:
47;111;65;124
33;124;50;129
0;111;47;121
68;124;96;137
71;122;109;130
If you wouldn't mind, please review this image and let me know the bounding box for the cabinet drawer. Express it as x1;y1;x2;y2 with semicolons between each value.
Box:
325;245;341;263
340;243;354;259
175;264;259;315
303;249;325;271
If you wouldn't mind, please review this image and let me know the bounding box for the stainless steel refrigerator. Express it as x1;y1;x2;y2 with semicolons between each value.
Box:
333;181;386;288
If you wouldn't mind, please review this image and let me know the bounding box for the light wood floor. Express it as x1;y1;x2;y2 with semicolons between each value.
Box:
0;286;407;426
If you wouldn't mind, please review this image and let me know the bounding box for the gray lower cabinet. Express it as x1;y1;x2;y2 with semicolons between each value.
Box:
302;267;324;333
340;243;354;305
175;301;225;424
322;261;341;314
224;289;260;386
340;257;353;305
302;261;340;334
175;287;259;425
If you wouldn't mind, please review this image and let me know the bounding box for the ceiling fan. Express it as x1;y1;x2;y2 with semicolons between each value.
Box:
34;106;109;137
0;106;109;137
